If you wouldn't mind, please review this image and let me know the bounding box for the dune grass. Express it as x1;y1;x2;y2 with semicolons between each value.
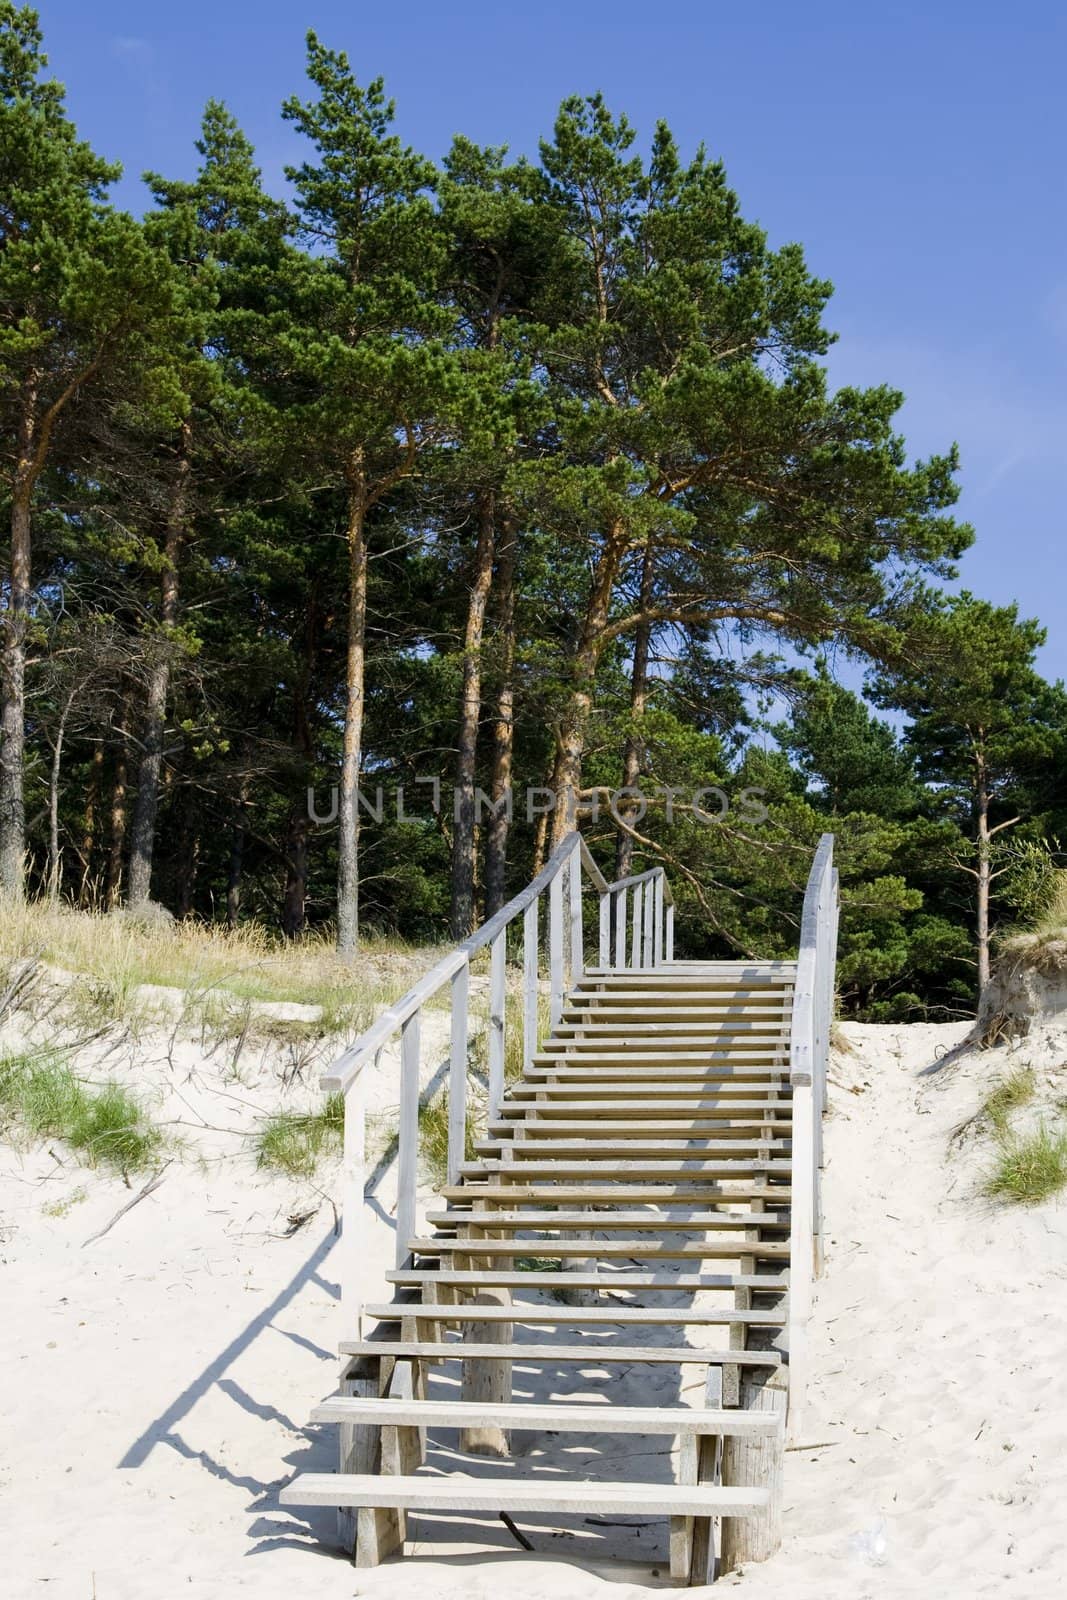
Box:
0;898;420;1036
999;868;1067;968
0;1048;163;1176
985;1120;1067;1205
982;1066;1037;1130
255;1093;345;1179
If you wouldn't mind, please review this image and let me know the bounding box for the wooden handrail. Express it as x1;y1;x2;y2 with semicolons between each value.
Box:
327;830;680;1323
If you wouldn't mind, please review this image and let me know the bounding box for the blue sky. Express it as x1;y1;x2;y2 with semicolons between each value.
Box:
32;1;1067;680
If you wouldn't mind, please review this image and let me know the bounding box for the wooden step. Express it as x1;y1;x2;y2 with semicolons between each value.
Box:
387;1269;787;1292
459;1160;790;1179
309;1396;782;1437
280;1472;771;1519
338;1339;783;1366
474;1138;791;1157
488;1121;789;1138
365;1302;787;1328
508;1075;783;1088
426;1210;789;1232
410;1237;790;1260
439;1184;792;1204
495;1101;790;1118
527;1060;787;1075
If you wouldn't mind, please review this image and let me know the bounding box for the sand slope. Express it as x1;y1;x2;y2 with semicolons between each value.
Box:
3;1019;1066;1597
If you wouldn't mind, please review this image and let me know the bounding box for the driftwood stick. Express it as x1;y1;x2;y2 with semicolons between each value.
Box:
81;1162;171;1247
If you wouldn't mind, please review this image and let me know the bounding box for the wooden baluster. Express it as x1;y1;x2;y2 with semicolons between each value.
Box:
614;885;627;969
340;1064;368;1334
665;900;675;962
653;872;664;965
447;962;469;1186
631;878;643;968
568;842;584;984
488;928;506;1121
642;876;654;967
549;866;564;1030
396;1010;420;1270
598;890;610;969
523;895;539;1073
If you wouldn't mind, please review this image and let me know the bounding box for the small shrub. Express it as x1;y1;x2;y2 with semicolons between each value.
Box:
985;1122;1067;1205
982;1067;1036;1130
255;1093;344;1179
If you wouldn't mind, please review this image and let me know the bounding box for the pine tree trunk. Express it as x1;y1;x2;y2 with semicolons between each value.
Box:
127;424;190;907
80;740;105;907
47;688;76;900
0;379;37;899
336;469;368;956
548;525;626;849
226;794;246;929
106;731;129;910
450;489;496;937
484;516;517;917
976;756;991;999
614;540;655;880
175;790;200;919
283;806;308;938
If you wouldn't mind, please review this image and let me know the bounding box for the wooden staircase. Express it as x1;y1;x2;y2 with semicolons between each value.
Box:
280;837;839;1584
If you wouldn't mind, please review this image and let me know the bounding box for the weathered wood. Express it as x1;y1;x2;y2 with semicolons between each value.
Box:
459;1196;512;1457
340;1068;368;1331
426;1210;790;1231
282;1473;771;1519
446;962;469;1187
338;1340;782;1366
395;1012;420;1269
488;929;506;1120
365;1301;786;1327
312;1398;782;1437
388;1269;786;1292
335;1359;404;1565
549;867;564;1031
408;1237;790;1260
720;1368;786;1572
523;895;539;1075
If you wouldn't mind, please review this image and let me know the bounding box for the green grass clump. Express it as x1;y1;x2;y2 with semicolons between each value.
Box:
985;1121;1067;1205
982;1067;1037;1130
0;1049;163;1175
255;1093;345;1178
418;1093;477;1187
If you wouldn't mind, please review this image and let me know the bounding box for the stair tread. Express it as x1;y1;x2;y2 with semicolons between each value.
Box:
338;1339;783;1365
387;1270;785;1290
309;1398;782;1436
365;1302;786;1326
426;1210;788;1230
410;1238;790;1259
438;1185;791;1203
280;1471;771;1517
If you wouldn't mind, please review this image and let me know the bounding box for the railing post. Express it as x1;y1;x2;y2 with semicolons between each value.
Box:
642;876;654;967
653;872;664;965
598;891;610;969
665;901;675;961
340;1067;368;1333
631;879;643;968
488;928;506;1120
447;961;469;1186
549;867;564;1030
614;886;627;969
523;895;539;1073
396;1010;420;1269
568;840;584;984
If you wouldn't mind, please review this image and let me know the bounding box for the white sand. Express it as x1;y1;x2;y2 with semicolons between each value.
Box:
3;1014;1066;1598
